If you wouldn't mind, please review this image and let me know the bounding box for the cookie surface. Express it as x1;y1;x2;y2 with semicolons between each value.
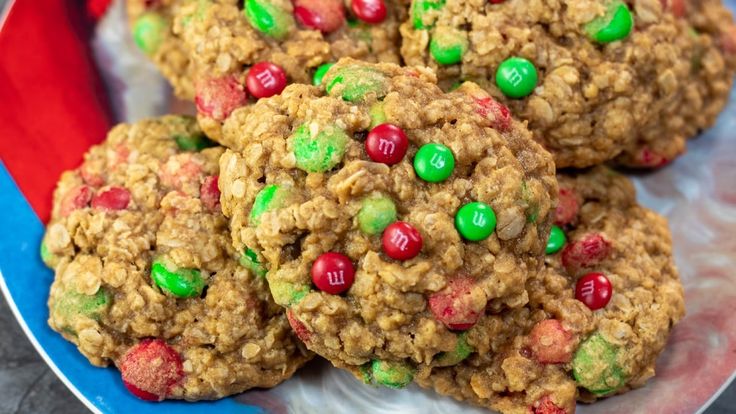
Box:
616;0;736;167
217;59;557;385
42;116;310;401
127;0;198;99
400;0;736;168
127;0;407;139
415;167;685;413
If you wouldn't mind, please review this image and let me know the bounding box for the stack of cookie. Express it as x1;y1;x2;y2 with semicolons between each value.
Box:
41;0;736;412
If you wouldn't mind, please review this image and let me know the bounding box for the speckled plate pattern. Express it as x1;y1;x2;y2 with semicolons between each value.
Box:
0;1;735;413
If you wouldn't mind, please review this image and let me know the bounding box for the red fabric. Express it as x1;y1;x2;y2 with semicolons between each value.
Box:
0;0;113;223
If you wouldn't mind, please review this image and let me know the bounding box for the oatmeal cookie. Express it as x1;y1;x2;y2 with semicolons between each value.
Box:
616;0;736;167
127;0;407;139
41;116;310;401
400;0;736;168
415;167;685;413
217;59;557;386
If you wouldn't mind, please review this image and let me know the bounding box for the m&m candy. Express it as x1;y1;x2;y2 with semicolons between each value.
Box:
529;319;575;364
584;1;634;44
358;197;397;235
428;277;486;330
293;0;345;33
573;332;626;395
365;123;408;165
382;221;422;260
246;62;288;99
455;202;496;241
244;0;295;39
151;258;205;298
413;143;455;183
546;225;566;254
120;339;184;401
575;272;613;310
496;57;538;99
311;252;356;294
351;0;387;24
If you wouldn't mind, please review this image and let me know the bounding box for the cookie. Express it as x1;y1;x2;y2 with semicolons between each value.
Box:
400;0;736;168
127;0;407;139
415;167;685;413
41;116;311;401
217;59;557;386
616;0;736;167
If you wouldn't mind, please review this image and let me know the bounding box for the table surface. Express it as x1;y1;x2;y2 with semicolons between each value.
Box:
0;294;733;413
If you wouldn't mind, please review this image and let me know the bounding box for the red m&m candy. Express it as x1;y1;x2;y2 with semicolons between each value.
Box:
382;221;422;260
294;0;345;33
91;186;131;211
60;185;93;217
555;188;579;226
533;395;566;414
351;0;387;24
575;272;613;310
529;319;575;364
660;0;686;18
120;339;183;401
195;75;248;121
287;309;312;342
246;62;287;99
561;233;612;272
200;175;221;211
365;123;408;165
428;277;486;330
311;252;356;294
474;97;511;131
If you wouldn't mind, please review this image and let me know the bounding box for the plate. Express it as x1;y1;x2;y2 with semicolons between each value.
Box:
1;1;735;413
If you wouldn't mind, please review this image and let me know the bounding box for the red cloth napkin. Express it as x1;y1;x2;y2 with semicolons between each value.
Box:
0;0;113;223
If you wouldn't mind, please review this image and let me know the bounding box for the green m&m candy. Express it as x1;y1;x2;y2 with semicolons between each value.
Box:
430;28;468;65
371;359;415;389
358;197;397;235
268;279;310;306
573;332;627;395
434;332;474;367
174;133;216;151
40;241;58;269
412;0;446;30
151;258;205;298
250;184;290;225
455;202;497;241
291;124;349;173
584;1;634;44
54;289;111;323
546;225;567;254
240;248;267;277
244;0;295;39
326;66;388;103
413;143;455;183
496;57;539;99
133;13;168;55
312;63;335;86
369;102;387;128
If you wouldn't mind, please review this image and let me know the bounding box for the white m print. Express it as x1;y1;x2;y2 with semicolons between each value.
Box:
256;70;276;88
429;153;445;169
390;231;409;251
580;280;595;297
327;270;345;286
507;68;523;87
378;139;395;155
472;211;486;227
